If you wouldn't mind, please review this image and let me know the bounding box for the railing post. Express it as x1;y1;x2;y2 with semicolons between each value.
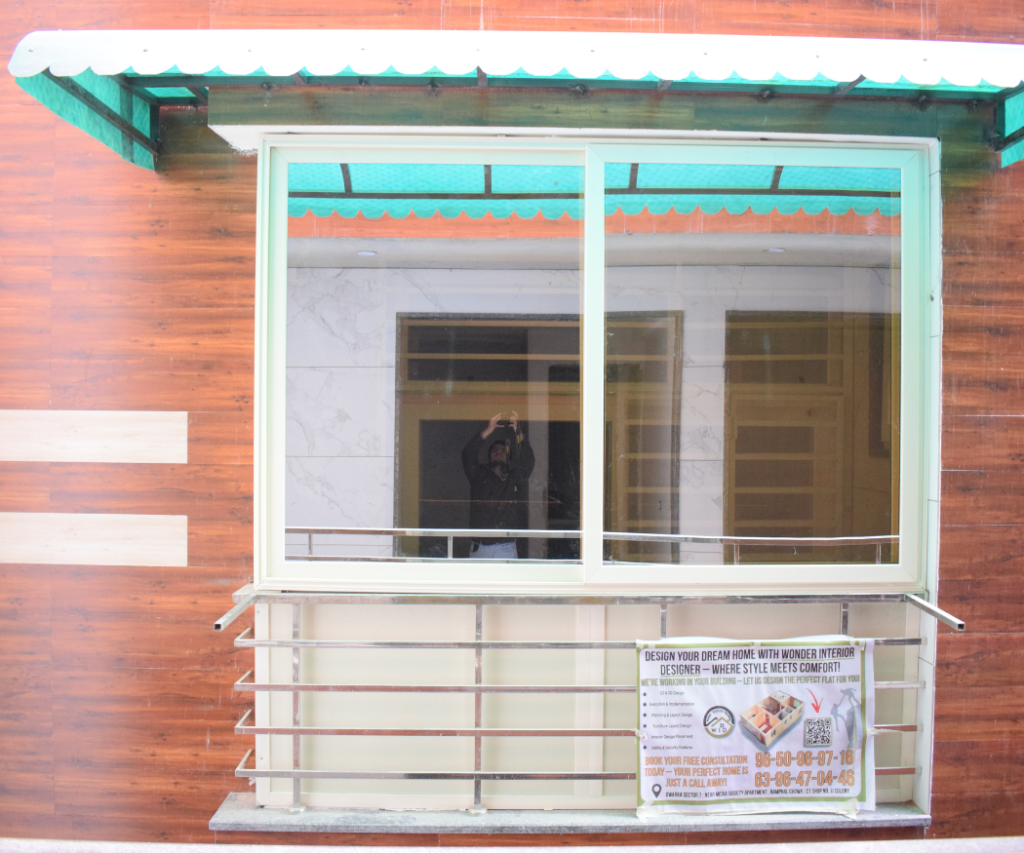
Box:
471;603;485;813
660;603;668;639
840;601;849;636
290;603;304;813
448;535;454;559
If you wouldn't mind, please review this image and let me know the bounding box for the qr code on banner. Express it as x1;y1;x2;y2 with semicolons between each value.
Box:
804;716;833;747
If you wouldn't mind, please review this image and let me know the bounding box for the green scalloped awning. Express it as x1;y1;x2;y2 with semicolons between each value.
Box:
9;29;1024;171
287;162;901;220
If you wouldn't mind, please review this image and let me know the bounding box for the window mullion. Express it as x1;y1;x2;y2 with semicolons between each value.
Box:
581;146;606;581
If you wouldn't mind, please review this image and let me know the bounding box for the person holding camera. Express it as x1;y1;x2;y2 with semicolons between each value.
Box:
461;411;535;559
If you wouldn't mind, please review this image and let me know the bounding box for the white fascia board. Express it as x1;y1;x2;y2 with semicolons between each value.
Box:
9;29;1024;88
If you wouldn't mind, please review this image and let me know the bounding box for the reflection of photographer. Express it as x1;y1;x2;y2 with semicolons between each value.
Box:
461;412;535;559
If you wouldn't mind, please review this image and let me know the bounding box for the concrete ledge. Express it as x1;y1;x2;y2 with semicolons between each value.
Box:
210;792;930;834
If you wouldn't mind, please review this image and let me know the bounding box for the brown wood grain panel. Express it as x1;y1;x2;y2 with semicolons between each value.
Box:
694;0;935;39
188;411;253;466
939;523;1024;580
935;686;1024;742
941;470;1024;525
938;578;1024;634
188;516;254;569
0;769;55;817
49;356;252;411
941;193;1024;257
203;0;943;39
0;280;51;363
0;362;51;409
0;462;50;512
936;632;1024;689
52;138;256;209
48;462;252;517
51;667;245;771
0;204;54;256
0;109;54;205
51;213;257;259
943;253;1024;309
49;566;250;668
943;359;1024;416
943;415;1024;470
0;566;52;663
0;663;55;814
54;767;244;819
937;1;1024;41
51;255;255;311
929;792;1024;838
0;663;54;755
46;462;254;569
944;305;1024;361
933;738;1024;794
47;0;209;30
50;307;253;361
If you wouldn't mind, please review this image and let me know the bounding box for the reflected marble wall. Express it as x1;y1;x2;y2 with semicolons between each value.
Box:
287;264;893;562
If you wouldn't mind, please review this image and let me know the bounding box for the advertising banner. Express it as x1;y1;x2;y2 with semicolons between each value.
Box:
636;635;874;817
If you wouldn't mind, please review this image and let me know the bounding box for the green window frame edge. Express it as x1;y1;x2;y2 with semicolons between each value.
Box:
253;131;941;601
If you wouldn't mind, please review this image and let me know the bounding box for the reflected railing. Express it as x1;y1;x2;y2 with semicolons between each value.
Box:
285;527;898;564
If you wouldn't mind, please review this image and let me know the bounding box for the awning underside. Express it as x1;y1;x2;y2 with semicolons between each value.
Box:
9;30;1024;171
288;163;901;220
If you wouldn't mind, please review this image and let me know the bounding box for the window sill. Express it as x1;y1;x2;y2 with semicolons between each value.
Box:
210;792;929;834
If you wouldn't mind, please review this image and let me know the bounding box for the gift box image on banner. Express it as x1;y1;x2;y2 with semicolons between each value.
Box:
636;636;875;817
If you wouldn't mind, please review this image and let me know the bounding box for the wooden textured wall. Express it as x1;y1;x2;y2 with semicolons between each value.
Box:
1;0;1023;844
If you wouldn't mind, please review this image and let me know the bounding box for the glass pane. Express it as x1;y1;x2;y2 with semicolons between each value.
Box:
603;160;900;565
285;161;583;562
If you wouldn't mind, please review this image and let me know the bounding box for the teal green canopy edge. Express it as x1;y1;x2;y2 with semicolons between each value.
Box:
289;197;899;219
1001;91;1024;167
13;64;1013;172
17;70;155;170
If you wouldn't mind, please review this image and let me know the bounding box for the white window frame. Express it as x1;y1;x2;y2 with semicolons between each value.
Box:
254;131;940;597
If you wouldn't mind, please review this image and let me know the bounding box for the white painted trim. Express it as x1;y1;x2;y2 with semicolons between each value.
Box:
214;125;942;156
12;29;1024;86
0;409;187;463
0;512;188;567
255;132;939;596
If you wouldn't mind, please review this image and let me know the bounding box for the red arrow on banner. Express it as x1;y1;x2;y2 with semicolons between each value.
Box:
808;689;823;713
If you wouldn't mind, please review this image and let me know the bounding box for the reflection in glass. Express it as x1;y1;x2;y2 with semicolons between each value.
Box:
284;162;583;561
603;161;900;565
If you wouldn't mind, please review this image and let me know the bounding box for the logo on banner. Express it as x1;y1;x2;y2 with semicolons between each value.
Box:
702;705;735;738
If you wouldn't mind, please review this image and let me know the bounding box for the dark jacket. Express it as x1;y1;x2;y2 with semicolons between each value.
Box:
461;431;535;543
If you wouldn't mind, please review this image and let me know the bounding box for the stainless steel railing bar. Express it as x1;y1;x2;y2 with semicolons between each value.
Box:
287;555;581;563
289;527;580;539
234;592;910;607
233;672;638;693
214;594;257;632
876;681;926;690
237;724;638;738
234;636;922;650
905;593;966;632
875;724;922;732
286;526;897;547
230;753;915;782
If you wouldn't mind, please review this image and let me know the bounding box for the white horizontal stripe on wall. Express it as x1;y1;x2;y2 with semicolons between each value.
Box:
0;512;188;567
0;410;188;463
